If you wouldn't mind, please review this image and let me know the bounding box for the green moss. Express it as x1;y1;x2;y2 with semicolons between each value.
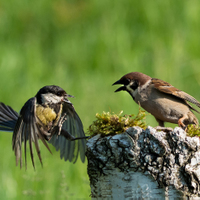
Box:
186;124;200;137
88;108;147;137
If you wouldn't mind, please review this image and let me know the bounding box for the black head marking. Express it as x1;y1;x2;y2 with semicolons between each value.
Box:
36;85;67;104
113;78;130;86
113;78;131;92
130;81;139;91
113;72;151;93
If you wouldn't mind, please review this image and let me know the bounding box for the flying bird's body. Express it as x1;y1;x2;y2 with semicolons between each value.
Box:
0;85;87;169
113;72;200;128
36;104;58;127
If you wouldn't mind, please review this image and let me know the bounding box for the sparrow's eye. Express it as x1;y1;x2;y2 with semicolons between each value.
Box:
123;79;130;85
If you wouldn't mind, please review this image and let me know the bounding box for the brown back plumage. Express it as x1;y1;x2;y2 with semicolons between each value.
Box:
152;78;200;113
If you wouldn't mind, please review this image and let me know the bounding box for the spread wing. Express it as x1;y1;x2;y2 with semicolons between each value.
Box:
152;78;200;113
49;102;86;163
0;103;18;131
12;97;52;169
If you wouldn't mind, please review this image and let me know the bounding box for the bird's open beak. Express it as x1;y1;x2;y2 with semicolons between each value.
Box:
112;80;126;92
62;94;74;104
66;94;74;98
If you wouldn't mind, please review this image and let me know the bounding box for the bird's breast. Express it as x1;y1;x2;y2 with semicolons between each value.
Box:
137;87;193;123
36;104;59;126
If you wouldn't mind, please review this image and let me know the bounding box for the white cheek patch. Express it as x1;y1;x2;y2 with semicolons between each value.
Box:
126;84;133;93
126;81;134;92
41;93;62;104
126;82;138;98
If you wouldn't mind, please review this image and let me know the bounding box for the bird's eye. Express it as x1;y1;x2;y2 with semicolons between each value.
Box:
123;79;130;85
57;92;62;96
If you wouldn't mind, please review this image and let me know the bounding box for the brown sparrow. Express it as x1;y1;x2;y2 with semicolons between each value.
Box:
113;72;200;129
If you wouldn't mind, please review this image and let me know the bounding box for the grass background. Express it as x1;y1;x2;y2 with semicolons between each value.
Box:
1;0;200;199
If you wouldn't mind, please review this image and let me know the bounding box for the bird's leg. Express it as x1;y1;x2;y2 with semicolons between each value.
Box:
178;115;187;131
49;113;89;141
48;114;67;139
36;122;52;140
60;129;89;141
155;118;173;132
56;113;67;136
156;118;165;127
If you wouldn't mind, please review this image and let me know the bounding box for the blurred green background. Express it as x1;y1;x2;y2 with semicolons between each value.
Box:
1;0;200;199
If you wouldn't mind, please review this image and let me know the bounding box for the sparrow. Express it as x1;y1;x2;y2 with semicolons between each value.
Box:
113;72;200;129
0;85;87;169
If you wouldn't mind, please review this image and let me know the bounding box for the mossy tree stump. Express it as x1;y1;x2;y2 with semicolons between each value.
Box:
86;126;200;199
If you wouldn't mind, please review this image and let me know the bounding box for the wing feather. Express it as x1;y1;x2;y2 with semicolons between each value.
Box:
12;97;51;169
152;78;200;112
23;124;27;170
28;124;35;169
32;119;43;167
49;102;86;163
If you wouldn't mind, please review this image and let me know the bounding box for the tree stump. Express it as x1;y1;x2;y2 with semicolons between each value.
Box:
86;126;200;199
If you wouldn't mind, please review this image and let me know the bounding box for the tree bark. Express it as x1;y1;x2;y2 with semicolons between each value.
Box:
86;126;200;200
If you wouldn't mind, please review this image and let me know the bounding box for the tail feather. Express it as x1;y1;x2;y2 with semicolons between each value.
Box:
0;103;18;132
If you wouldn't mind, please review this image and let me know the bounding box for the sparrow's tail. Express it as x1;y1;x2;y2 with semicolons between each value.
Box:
0;103;18;132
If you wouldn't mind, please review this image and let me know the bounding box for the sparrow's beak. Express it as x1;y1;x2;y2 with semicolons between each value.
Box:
112;80;126;92
62;94;74;104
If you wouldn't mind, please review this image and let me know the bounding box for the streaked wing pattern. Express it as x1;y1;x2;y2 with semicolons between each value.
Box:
49;102;86;163
152;78;200;112
12;97;51;169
